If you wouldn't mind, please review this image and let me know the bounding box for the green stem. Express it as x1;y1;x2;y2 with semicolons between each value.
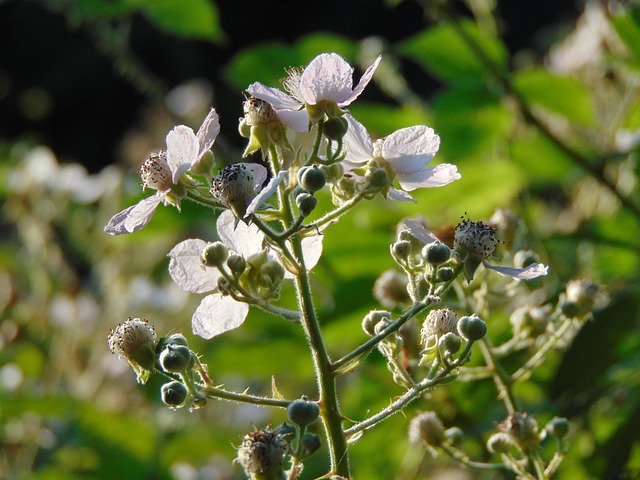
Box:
203;385;290;408
186;190;223;209
441;444;505;470
478;338;518;414
302;191;366;231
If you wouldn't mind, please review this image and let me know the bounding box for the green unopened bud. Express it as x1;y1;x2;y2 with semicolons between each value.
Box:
238;117;252;138
321;163;344;183
362;310;393;336
437;267;454;282
297;165;327;192
545;417;569;440
408;411;446;448
392;240;413;261
422;241;451;266
190;150;216;175
439;332;462;355
160;345;194;373
259;261;285;289
166;333;188;347
365;167;389;189
273;422;296;441
322;116;349;141
202;241;229;267
296;192;318;217
287;397;320;427
299;433;321;458
457;314;487;341
227;254;247;275
161;380;188;407
487;432;515;454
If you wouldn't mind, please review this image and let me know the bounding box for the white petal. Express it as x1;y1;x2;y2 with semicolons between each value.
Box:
108;195;162;234
246;170;287;217
383;126;440;175
387;187;417;203
340;55;381;106
217;210;265;256
247;82;302;110
343;114;373;167
196;108;220;159
403;219;441;244
166;125;199;184
192;294;249;339
483;260;549;280
301;235;323;269
243;162;268;189
276;108;310;132
168;239;220;293
300;53;354;105
397;163;461;191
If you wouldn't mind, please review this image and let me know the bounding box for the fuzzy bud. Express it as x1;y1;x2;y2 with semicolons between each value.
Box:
227;254;247;275
322;116;349;141
437;267;454;282
365;167;389;189
408;412;446;449
373;269;411;309
300;433;321;458
457;314;487;342
297;165;327;192
362;310;393;336
321;163;344;183
161;380;188;407
295;192;318;217
236;429;288;480
439;332;462;355
560;278;605;318
287;397;320;427
259;261;285;289
201;241;229;267
166;333;188;347
211;163;256;218
190;150;216;175
392;240;413;262
422;241;451;266
545;417;570;440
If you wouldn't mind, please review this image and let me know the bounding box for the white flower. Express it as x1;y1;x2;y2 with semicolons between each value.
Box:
246;53;381;132
404;219;549;280
342;114;461;202
105;109;220;235
168;210;323;339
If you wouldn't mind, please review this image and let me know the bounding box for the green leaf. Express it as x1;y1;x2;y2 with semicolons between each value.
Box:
611;7;640;63
129;0;224;43
513;69;595;125
510;130;577;184
348;103;433;138
396;20;508;84
225;33;357;90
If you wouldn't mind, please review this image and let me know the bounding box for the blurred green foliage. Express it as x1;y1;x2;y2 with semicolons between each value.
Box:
1;0;640;479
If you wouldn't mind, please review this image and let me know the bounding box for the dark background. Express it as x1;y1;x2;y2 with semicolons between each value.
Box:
0;0;581;172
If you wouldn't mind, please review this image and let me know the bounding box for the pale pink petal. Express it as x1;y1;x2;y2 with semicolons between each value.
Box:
300;53;354;105
246;82;302;110
243;162;268;189
403;219;441;244
192;294;250;339
107;194;162;234
387;188;417;203
343;114;373;167
168;239;220;293
246;170;288;217
383;126;440;175
217;210;265;257
483;261;549;280
301;235;323;269
397;163;461;191
276;108;310;132
340;55;381;106
166;125;199;184
196;108;220;159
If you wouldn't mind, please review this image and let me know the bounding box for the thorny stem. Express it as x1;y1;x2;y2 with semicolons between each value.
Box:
301;190;367;232
203;385;290;408
433;2;640;222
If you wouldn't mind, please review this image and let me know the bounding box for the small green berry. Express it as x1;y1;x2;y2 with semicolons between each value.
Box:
422;241;451;266
287;397;320;427
298;165;327;192
296;192;318;217
159;345;194;373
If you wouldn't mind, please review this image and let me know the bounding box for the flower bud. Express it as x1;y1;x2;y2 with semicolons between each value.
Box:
297;165;327;192
487;432;514;454
166;333;188;347
322;116;349;141
362;310;393;336
437;267;454;282
365;167;389;189
159;345;194;373
392;240;413;262
259;261;285;289
296;192;318;217
457;314;487;342
439;332;462;355
422;241;451;266
545;417;569;440
498;412;540;452
560;278;604;318
236;428;288;480
299;433;321;458
373;269;411;309
273;422;296;441
287;397;320;427
321;163;344;183
408;411;446;448
161;380;188;407
201;241;229;267
374;317;394;336
227;254;247;275
190;150;216;175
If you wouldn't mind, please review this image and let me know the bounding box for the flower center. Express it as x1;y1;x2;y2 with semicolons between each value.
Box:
138;151;172;191
454;218;499;260
281;66;305;104
210;164;256;204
